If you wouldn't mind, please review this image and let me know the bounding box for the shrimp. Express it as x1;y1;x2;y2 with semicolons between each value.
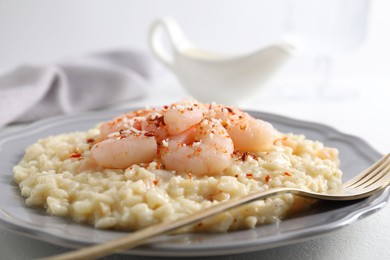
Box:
90;130;157;169
88;100;278;172
91;108;168;169
160;119;234;176
227;118;277;151
141;113;168;143
99;108;157;139
100;99;202;139
162;100;203;135
212;105;277;152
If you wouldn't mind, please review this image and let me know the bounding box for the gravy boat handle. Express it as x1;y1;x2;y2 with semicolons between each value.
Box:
149;17;191;70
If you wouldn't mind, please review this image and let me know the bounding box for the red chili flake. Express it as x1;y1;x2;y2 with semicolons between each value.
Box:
144;132;155;137
246;173;253;178
163;105;168;109
153;116;165;127
119;134;127;139
86;138;95;144
155;162;162;169
153;179;159;185
241;152;249;161
226;107;233;113
284;172;292;177
70;153;82;159
265;175;270;183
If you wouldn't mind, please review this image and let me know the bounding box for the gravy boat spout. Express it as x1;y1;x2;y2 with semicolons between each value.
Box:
149;17;295;105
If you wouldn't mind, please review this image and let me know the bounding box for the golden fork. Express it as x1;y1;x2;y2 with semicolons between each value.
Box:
44;153;390;260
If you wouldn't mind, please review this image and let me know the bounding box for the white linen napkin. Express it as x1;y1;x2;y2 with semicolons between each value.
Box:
0;50;162;127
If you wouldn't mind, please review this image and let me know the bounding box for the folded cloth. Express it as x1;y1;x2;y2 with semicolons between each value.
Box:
0;50;162;127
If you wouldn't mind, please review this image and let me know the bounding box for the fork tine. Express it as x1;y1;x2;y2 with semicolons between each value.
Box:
352;168;390;199
359;161;390;189
359;161;390;188
348;155;390;189
343;154;390;188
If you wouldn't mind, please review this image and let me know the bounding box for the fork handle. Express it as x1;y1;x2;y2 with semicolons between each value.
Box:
42;187;294;260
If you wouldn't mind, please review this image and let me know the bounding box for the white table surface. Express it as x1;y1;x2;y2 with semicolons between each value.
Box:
1;1;389;259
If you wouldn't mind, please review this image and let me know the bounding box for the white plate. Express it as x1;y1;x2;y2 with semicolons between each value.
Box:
0;110;387;257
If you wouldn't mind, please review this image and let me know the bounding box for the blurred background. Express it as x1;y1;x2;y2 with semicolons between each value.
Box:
1;0;389;90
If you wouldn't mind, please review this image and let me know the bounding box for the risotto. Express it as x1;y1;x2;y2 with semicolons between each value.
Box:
13;100;342;232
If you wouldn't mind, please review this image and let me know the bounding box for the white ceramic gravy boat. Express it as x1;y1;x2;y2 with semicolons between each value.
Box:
149;17;295;105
